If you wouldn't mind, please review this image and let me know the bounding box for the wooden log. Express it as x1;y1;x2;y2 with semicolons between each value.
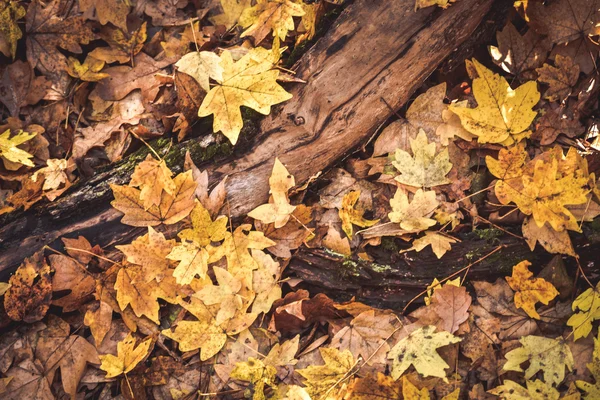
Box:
0;0;497;276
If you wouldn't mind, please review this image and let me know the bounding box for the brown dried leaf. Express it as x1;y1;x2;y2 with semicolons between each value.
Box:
0;60;50;117
50;254;95;312
536;55;580;102
4;252;51;323
110;170;197;227
488;22;550;76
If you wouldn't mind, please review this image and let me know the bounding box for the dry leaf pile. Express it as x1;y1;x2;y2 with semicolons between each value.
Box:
1;0;600;399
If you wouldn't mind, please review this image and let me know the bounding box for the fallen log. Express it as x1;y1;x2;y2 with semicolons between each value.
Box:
1;0;503;290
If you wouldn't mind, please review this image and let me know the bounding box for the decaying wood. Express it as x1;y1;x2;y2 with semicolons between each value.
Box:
290;229;600;308
2;0;498;288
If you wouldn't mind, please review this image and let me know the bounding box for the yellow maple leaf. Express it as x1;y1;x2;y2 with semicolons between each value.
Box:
388;188;439;231
400;231;458;259
198;49;293;145
503;335;574;386
297;347;356;399
161;297;227;360
0;129;36;167
489;379;564;400
194;267;247;325
485;142;528;180
248;158;297;228
111;170;197;227
115;263;178;323
449;59;540;144
251;250;282;314
495;158;588;232
392;129;452;188
66;55;109;82
99;333;152;378
567;282;600;340
210;0;252;29
388;325;461;381
239;0;305;44
0;1;26;59
209;224;275;282
116;227;175;283
402;376;430;400
505;260;559;319
167;202;228;284
129;154;177;210
339;190;379;239
231;357;277;400
175;51;223;92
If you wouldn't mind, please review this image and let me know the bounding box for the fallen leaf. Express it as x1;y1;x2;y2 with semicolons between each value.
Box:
161;297;228;360
388;188;439;231
505;260;559;319
402;376;430;399
251;250;282;314
536;55;580;102
400;231;458;259
210;0;252;28
66;55;110;82
128;155;177;210
494;158;588;232
488;21;550;76
90;22;147;64
4;251;51;323
534;108;584;145
339;190;379;238
194;266;247;325
249;158;297;228
388;325;461;381
111;170;197;227
528;0;600;73
49;254;95;312
522;217;576;256
0;60;50;116
0;129;37;167
198;49;292;144
449;59;540;144
100;333;152;379
488;379;562;400
567;282;600;340
0;1;25;59
230;357;277;398
25;0;95;85
168;202;227;284
239;0;305;44
79;0;130;31
429;284;472;333
330;310;397;365
297;347;355;398
175;51;223;92
576;330;600;398
504;335;574;386
345;373;402;399
4;316;99;399
393;129;452;188
116;227;176;283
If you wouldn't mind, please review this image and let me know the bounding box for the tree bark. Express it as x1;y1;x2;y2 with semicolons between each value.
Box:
1;0;503;285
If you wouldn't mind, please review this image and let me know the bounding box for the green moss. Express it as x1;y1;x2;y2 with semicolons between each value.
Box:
467;228;504;242
380;237;400;252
